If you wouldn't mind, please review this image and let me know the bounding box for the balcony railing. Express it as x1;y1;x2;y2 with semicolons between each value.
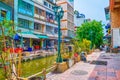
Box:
54;21;58;24
34;14;39;18
34;29;43;33
34;14;45;20
40;16;45;20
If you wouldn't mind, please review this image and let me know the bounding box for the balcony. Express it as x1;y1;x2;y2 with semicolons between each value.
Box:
34;14;45;20
40;16;45;20
34;29;43;33
54;21;58;24
34;14;39;18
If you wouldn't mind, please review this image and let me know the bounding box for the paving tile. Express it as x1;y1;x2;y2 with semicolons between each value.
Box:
89;71;97;77
107;77;117;80
107;68;114;72
46;52;120;80
107;72;116;77
116;70;120;80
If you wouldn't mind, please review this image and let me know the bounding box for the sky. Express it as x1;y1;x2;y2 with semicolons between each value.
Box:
74;0;109;24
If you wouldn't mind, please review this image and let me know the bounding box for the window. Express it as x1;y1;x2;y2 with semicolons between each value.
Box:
34;23;42;30
46;26;52;33
52;6;54;10
35;7;38;14
54;28;58;34
44;1;48;7
49;4;51;8
46;12;54;22
19;18;30;29
18;0;33;16
1;10;7;18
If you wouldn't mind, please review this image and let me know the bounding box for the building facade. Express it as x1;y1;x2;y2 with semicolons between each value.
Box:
14;0;36;50
1;0;74;51
74;10;85;31
56;0;74;39
13;0;58;51
110;0;120;48
0;1;12;21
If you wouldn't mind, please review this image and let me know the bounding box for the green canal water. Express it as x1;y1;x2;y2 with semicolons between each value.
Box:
0;55;57;79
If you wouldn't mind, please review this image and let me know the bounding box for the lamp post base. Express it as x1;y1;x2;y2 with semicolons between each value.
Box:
56;57;63;63
53;62;68;73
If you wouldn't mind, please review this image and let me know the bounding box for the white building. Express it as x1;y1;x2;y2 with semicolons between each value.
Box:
56;0;74;39
74;10;85;31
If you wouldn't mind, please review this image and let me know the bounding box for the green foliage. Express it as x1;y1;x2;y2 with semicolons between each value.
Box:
76;20;104;48
0;19;16;79
71;39;81;53
79;39;91;53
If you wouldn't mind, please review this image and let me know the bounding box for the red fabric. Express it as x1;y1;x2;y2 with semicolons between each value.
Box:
34;45;40;49
74;53;78;57
15;48;23;53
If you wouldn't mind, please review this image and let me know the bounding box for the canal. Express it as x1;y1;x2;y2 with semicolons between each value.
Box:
0;55;57;79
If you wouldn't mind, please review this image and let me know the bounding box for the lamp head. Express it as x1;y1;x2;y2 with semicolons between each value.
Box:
53;4;59;13
60;9;64;19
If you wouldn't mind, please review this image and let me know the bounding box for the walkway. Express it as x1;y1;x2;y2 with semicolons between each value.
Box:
46;51;120;80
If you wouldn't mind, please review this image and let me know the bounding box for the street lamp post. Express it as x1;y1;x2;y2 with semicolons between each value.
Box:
54;4;64;63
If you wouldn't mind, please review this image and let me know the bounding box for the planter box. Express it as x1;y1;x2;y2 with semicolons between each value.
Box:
68;59;74;68
63;59;74;68
55;62;68;73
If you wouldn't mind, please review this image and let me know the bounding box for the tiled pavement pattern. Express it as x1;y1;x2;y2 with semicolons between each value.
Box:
46;51;120;80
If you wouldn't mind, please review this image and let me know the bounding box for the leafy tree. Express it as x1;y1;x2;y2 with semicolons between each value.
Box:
79;39;91;53
0;19;16;79
76;20;104;48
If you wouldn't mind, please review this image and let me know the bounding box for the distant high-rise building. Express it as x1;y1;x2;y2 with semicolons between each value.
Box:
74;10;85;31
56;0;74;39
74;10;85;26
104;7;110;21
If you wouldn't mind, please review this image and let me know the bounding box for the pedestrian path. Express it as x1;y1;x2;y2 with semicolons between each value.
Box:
46;51;120;80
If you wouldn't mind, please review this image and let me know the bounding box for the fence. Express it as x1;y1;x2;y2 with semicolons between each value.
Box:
17;65;57;80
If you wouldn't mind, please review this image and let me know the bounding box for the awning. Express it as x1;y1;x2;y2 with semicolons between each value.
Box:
17;32;38;39
36;35;48;39
46;33;58;39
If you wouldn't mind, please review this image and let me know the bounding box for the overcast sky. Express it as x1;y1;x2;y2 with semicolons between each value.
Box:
74;0;109;24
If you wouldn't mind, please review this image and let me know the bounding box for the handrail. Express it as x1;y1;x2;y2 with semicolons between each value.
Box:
17;77;27;80
17;65;57;80
46;65;56;72
27;71;43;79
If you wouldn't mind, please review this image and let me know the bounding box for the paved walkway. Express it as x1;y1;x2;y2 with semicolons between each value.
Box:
46;51;120;80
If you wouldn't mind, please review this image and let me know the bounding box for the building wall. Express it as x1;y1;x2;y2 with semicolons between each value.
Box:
57;0;74;38
1;0;14;7
112;28;120;47
74;12;85;27
14;0;34;32
111;8;120;28
0;2;12;21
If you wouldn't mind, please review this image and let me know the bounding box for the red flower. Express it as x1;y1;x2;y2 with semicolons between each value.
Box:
74;53;78;57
